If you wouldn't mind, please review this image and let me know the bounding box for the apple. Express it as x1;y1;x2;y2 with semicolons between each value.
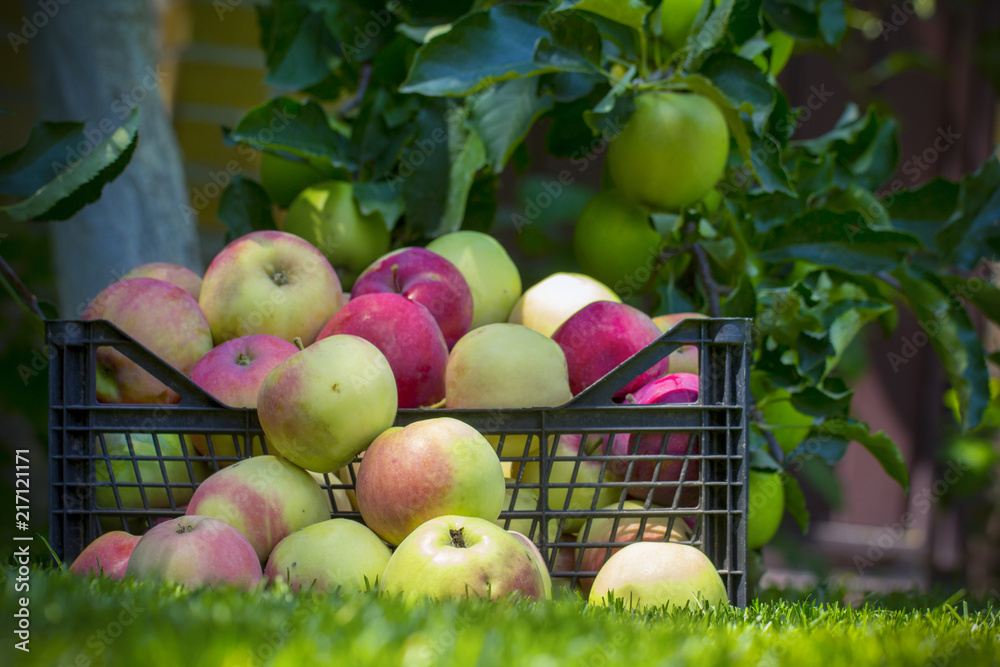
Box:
652;312;708;375
509;531;552;600
185;455;330;561
316;293;449;409
356;418;505;546
659;0;704;48
121;262;202;300
608;373;701;507
260;151;344;208
573;190;661;293
494;486;556;542
425;230;522;329
69;531;140;579
308;471;355;513
508;272;621;338
445;323;573;458
82;277;213;404
264;519;392;593
575;500;692;593
521;433;623;533
257;334;398;473
188;334;299;462
379;515;547;602
198;230;344;346
283;181;390;288
552;301;669;399
550;545;579;591
126;515;262;589
351;247;473;348
335;452;364;511
747;469;785;550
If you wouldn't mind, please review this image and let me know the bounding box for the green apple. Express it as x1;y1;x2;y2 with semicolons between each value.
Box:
264;519;391;593
574;190;662;292
426;230;523;329
747;469;784;550
494;486;557;542
261;151;344;208
509;272;621;338
757;388;813;453
660;0;706;49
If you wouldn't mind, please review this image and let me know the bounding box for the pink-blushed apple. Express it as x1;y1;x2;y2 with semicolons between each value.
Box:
509;531;552;600
608;373;701;507
652;312;708;375
588;542;729;611
355;418;505;546
264;519;391;593
552;300;669;399
257;334;397;473
379;515;547;602
198;230;344;346
508;272;621;338
125;515;263;589
121;262;203;300
185;455;330;561
351;247;473;348
521;433;623;533
316;293;449;409
69;531;140;579
188;334;299;462
575;500;693;593
550;544;579;591
82;277;213;404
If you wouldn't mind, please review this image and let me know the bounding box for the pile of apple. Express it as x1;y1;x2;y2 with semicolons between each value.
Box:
70;227;731;611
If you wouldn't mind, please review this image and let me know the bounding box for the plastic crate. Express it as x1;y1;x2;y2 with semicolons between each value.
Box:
47;316;751;606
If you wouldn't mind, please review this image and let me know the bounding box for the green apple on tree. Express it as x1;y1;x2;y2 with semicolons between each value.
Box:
574;190;662;293
260;151;344;208
747;469;785;550
659;0;706;49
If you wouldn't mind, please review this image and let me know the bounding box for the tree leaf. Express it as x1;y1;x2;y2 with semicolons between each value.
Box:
438;115;487;236
218;176;276;243
401;104;451;236
551;0;649;32
782;472;810;533
354;180;405;231
469;78;554;172
762;0;819;41
935;157;1000;271
827;418;909;491
260;2;341;90
700;52;776;135
817;0;847;45
684;0;735;71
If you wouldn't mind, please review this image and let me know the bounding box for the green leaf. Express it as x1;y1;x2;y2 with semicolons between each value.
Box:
817;0;847;45
354;181;405;231
0;109;139;223
700;52;776;135
935;158;1000;271
826;418;909;491
781;473;809;533
684;0;735;70
401;104;451;236
462;171;499;232
260;2;340;90
762;0;819;41
886;176;959;249
438;116;487;236
536;10;603;73
469;78;554;172
218;177;276;243
552;0;649;32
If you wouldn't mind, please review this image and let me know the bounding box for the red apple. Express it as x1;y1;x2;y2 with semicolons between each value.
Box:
82;277;213;404
317;293;448;409
551;301;669;399
509;531;552;600
351;247;473;348
122;262;202;300
125;515;263;589
69;531;140;579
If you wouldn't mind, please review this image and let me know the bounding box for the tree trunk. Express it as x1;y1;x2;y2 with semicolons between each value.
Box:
26;0;200;316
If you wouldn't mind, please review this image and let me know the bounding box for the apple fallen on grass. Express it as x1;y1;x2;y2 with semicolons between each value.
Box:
121;262;202;300
69;531;140;579
509;272;621;338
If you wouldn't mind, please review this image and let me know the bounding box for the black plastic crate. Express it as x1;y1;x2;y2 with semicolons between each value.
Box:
47;317;751;606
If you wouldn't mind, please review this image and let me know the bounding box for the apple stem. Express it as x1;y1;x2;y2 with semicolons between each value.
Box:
449;528;466;549
293;337;305;351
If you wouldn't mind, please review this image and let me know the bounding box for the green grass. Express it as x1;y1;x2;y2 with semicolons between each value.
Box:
4;568;998;667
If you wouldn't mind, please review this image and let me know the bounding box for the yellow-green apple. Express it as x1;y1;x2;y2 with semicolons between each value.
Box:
652;312;708;375
522;433;623;533
660;0;705;49
283;180;390;288
756;387;813;453
307;471;354;513
198;230;344;346
264;519;391;593
426;230;522;328
335;452;364;510
588;541;728;611
552;301;669;399
575;500;692;593
747;469;785;550
317;293;449;409
69;531;140;579
185;455;330;561
607;373;701;507
509;531;552;600
188;334;298;462
351;247;473;348
83;278;213;404
121;262;202;300
257;334;397;473
445;323;572;457
494;486;556;542
607;92;729;211
356;418;505;546
260;151;344;208
126;515;262;589
379;515;547;602
509;272;621;338
574;190;661;292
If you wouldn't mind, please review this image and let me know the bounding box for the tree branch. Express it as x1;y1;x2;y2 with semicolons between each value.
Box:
339;63;373;116
692;241;727;317
0;253;44;320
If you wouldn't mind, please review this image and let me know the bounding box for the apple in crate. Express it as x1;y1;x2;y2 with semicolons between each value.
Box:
126;515;262;589
652;312;708;375
186;455;330;561
509;530;552;600
588;542;728;612
351;247;473;348
494;486;556;542
379;516;547;602
425;230;522;329
69;531;140;579
82;277;213;404
188;334;298;462
356;418;504;546
199;230;344;345
264;519;391;593
608;373;701;507
257;334;397;473
317;293;449;409
121;262;202;300
509;272;620;338
552;300;669;399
